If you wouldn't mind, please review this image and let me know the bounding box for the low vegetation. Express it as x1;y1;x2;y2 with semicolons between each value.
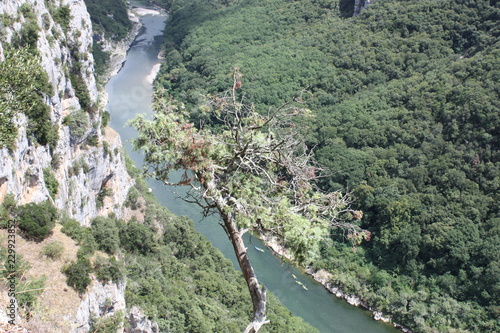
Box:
17;201;58;241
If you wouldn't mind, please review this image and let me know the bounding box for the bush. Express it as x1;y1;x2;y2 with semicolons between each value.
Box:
17;201;57;241
93;255;124;283
89;310;124;333
0;193;17;225
76;232;98;260
43;168;59;198
86;132;99;146
93;42;110;78
41;241;64;260
60;216;86;241
16;275;46;310
96;188;113;210
90;216;119;254
52;5;71;32
63;109;89;144
125;187;141;210
63;258;92;294
120;222;156;255
69;73;92;112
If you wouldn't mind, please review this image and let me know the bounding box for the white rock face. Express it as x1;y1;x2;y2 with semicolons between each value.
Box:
0;0;133;224
73;281;127;333
0;0;140;330
125;306;159;333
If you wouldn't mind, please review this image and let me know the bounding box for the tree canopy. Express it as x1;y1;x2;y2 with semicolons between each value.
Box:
150;0;499;331
131;77;368;331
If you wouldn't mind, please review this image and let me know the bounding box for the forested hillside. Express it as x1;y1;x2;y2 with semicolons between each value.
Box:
57;159;317;332
152;0;499;331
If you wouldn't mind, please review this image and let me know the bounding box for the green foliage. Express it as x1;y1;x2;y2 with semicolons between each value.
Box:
124;186;141;210
86;132;99;146
90;216;119;254
101;110;110;129
96;188;113;209
83;0;132;41
51;5;71;32
119;221;157;255
63;258;92;294
40;241;64;260
93;255;124;283
17;201;58;241
12;18;39;53
120;152;317;332
156;0;500;331
16;275;46;310
63;109;89;144
92;41;110;78
89;310;124;333
0;47;56;151
60;216;86;242
69;72;92;112
0;193;17;224
43;168;59;198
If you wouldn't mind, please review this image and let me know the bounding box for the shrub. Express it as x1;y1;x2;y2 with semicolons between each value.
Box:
12;19;40;53
125;187;141;210
61;217;85;241
17;201;57;241
77;232;98;260
89;310;124;333
0;193;17;225
90;216;119;254
86;132;99;146
93;255;124;283
43;168;59;198
41;241;64;260
16;275;46;310
52;5;71;32
63;258;92;294
70;73;92;112
63;109;89;144
120;222;156;255
96;188;113;210
101;110;110;128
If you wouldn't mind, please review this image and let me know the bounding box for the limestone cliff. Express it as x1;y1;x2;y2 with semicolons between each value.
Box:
0;0;141;331
0;0;133;225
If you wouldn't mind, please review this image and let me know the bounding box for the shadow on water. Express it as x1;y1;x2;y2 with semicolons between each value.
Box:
106;5;400;333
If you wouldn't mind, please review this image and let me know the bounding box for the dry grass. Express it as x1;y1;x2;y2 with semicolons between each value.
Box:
0;224;85;332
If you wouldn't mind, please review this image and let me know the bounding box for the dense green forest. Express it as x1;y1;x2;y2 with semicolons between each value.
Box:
151;0;499;331
83;0;132;77
83;0;131;40
0;158;316;332
64;159;317;332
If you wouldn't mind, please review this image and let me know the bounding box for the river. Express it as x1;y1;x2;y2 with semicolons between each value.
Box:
105;4;399;332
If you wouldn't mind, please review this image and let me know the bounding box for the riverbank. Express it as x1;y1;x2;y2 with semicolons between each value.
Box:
260;233;412;333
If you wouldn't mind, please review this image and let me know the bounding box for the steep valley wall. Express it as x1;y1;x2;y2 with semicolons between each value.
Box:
0;1;153;331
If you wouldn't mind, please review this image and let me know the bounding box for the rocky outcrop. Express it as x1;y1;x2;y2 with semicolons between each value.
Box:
73;280;126;333
0;0;133;224
125;306;159;333
0;0;136;330
354;0;371;16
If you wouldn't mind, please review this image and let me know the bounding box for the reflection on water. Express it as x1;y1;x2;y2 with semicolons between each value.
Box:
106;8;399;333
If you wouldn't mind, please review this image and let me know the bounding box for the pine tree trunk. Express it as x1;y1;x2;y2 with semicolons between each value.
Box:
213;191;268;332
226;213;267;333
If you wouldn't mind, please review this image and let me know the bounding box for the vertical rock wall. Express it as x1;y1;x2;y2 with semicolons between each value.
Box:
0;0;139;331
0;0;133;226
